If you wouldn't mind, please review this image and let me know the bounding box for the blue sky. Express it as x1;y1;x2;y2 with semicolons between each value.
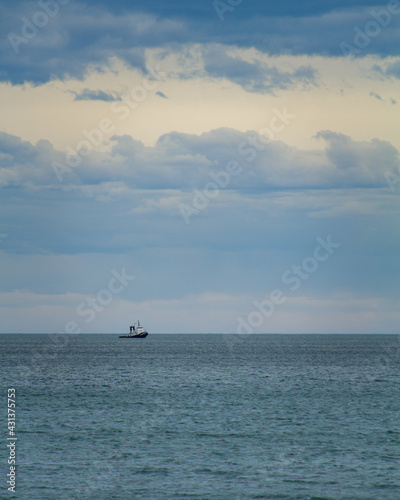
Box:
0;0;399;333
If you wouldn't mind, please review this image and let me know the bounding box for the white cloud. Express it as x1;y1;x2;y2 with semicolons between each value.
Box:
2;127;398;190
1;290;399;333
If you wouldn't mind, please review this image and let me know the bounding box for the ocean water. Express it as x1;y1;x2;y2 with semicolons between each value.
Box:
1;333;399;500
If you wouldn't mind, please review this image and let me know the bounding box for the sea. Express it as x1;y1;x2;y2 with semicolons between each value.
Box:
1;334;399;500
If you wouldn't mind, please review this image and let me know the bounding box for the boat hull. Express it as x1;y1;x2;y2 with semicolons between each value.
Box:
119;332;148;338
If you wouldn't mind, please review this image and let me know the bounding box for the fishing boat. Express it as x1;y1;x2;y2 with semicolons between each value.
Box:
119;321;148;338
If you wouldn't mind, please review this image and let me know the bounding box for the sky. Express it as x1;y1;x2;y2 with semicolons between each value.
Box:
0;0;399;333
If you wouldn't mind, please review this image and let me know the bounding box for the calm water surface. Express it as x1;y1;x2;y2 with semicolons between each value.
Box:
1;334;399;499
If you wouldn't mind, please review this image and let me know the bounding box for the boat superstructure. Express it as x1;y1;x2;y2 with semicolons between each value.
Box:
119;320;148;338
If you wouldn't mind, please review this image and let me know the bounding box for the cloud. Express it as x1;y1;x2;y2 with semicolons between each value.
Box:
314;130;400;186
372;60;400;80
1;4;151;84
384;60;400;78
1;1;400;85
202;46;317;94
369;91;383;101
155;91;168;99
0;132;60;187
2;128;399;192
1;127;399;261
70;88;122;102
86;129;400;190
1;288;399;333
